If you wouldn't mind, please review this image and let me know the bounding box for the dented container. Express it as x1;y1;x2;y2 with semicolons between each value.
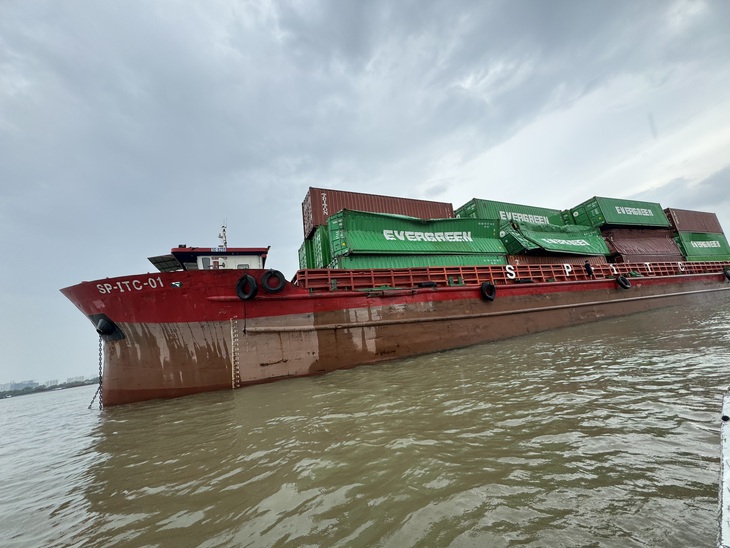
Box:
601;228;684;263
500;221;610;256
302;187;454;238
327;210;504;257
675;232;730;261
455;199;564;225
570;196;669;228
664;208;724;234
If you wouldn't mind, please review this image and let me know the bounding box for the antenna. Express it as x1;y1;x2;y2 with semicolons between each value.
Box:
218;224;227;247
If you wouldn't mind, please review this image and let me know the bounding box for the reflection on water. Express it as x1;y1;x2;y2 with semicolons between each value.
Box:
2;302;729;547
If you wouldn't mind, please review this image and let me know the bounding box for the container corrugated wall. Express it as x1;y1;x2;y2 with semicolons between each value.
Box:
601;228;684;263
675;232;730;261
302;187;454;238
455;199;564;225
298;239;314;269
327;210;505;257
312;225;332;269
664;208;724;234
570;197;669;228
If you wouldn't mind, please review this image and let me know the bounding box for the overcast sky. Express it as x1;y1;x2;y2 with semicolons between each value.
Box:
2;0;729;385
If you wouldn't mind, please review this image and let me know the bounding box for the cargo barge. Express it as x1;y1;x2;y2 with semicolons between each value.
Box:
61;190;730;407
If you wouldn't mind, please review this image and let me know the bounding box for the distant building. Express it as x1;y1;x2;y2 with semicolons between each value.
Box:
6;380;39;391
45;380;59;387
66;376;86;383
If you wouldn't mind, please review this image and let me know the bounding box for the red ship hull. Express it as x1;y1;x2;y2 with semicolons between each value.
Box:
61;262;730;406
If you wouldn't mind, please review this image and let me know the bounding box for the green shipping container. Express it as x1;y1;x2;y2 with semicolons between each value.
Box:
500;223;541;254
500;221;610;256
570;196;669;228
675;232;730;261
455;199;564;225
327;210;505;256
312;225;332;268
329;253;507;269
298;239;314;269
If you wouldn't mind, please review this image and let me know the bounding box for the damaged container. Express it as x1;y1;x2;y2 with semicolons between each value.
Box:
601;228;684;263
675;232;730;262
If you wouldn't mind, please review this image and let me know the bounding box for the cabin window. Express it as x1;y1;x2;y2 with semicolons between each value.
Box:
237;263;250;269
201;257;211;269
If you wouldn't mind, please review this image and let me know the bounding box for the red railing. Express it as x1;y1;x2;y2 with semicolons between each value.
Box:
294;261;730;292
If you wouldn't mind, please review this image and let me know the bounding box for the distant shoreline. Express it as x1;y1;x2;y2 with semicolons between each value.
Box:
1;379;98;400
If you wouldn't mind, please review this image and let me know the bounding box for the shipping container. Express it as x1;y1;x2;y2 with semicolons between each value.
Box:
500;221;610;256
298;239;314;269
570;196;669;228
330;253;507;269
327;210;504;257
674;232;730;261
559;210;573;225
455;199;564;225
302;187;454;238
601;228;684;263
664;208;724;234
311;225;332;269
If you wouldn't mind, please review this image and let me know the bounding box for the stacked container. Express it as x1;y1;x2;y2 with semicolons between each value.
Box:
302;187;454;239
326;209;507;268
455;198;610;262
298;240;314;269
455;199;563;225
665;208;730;261
664;208;724;234
299;187;457;268
569;196;670;228
567;196;684;263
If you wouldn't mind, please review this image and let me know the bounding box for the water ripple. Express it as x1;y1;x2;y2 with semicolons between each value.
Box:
1;301;729;546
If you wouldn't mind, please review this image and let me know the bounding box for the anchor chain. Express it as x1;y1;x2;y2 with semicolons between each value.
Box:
88;336;103;410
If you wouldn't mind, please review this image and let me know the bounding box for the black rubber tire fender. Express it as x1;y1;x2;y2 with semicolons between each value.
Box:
262;269;286;293
480;281;496;301
616;275;631;289
724;268;730;281
236;274;258;300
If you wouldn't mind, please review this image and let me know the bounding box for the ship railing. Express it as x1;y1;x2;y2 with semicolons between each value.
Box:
294;261;730;292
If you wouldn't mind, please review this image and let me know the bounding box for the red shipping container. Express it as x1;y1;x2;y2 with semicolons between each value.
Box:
302;187;454;238
601;227;684;262
664;208;724;234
